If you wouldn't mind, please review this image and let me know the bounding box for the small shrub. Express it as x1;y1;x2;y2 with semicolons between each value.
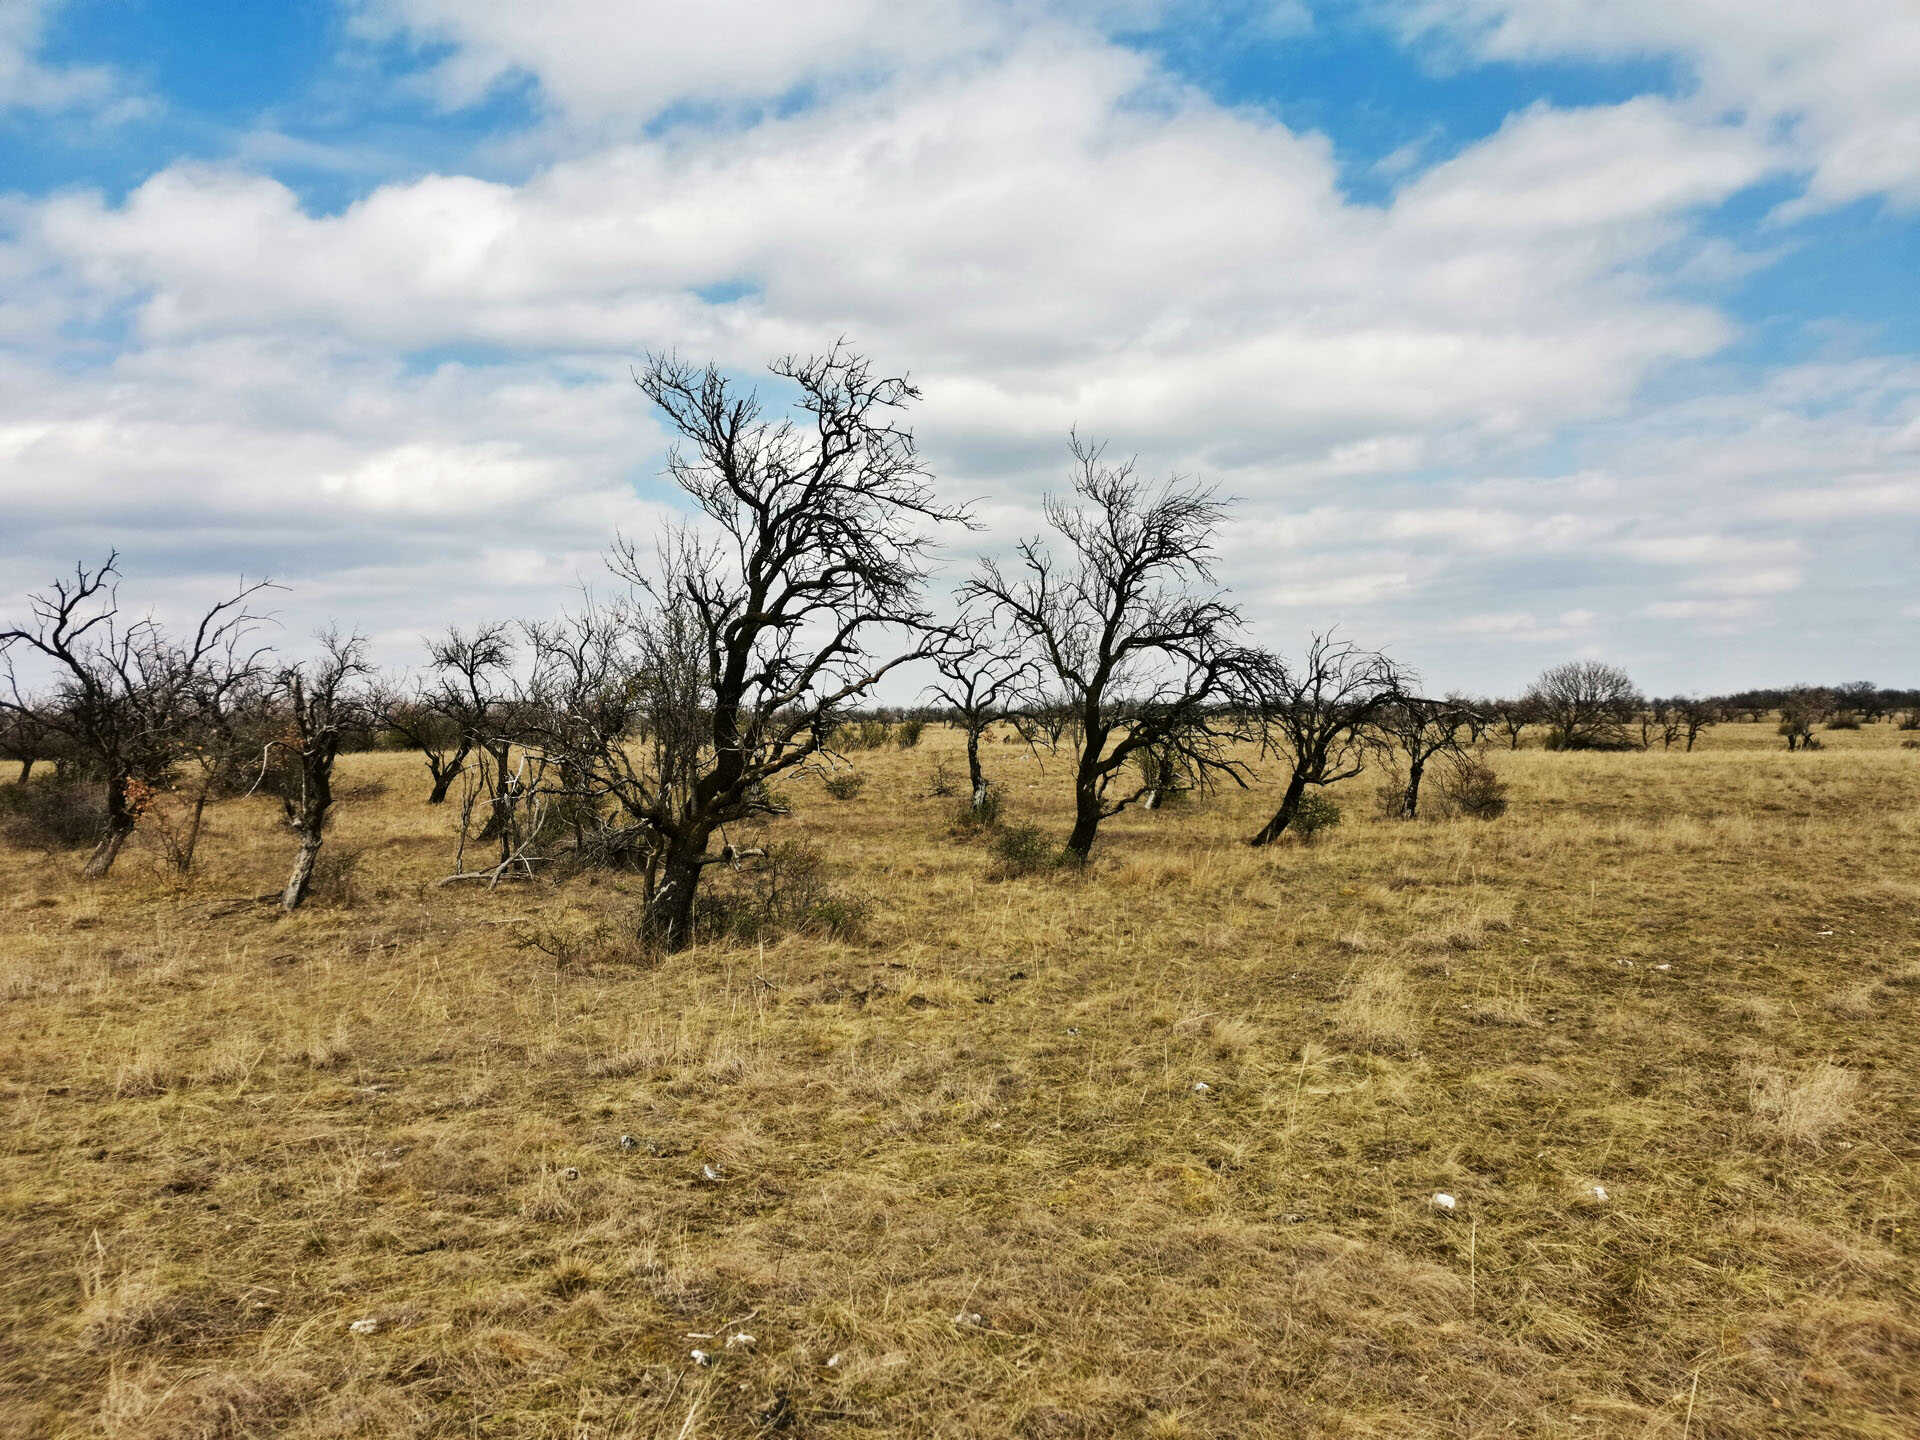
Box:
896;718;926;749
306;845;365;906
990;823;1055;877
1826;715;1861;731
1292;792;1342;844
0;780;107;850
1440;759;1509;819
853;718;891;750
1899;710;1919;731
823;772;866;801
693;840;868;943
927;755;959;797
949;785;1004;836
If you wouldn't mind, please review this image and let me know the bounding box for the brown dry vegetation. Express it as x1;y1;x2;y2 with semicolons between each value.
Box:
2;722;1918;1438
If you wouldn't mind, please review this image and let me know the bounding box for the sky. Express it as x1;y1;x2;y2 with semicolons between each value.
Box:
1;0;1917;696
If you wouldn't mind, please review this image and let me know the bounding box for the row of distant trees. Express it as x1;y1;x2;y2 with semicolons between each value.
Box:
3;345;1911;947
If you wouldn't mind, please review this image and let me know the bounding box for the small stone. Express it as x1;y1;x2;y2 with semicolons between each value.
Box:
561;1166;580;1181
348;1317;380;1335
1590;1184;1609;1202
954;1310;984;1328
1281;1213;1306;1224
1431;1192;1457;1213
726;1332;756;1351
826;1352;843;1369
1191;1081;1212;1094
618;1134;638;1151
702;1163;724;1183
690;1348;712;1366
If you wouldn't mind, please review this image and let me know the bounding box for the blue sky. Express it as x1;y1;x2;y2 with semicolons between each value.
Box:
2;0;1917;692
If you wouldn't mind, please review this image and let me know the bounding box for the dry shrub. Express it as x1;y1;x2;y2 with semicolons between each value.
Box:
822;771;866;801
81;1273;194;1351
1332;966;1419;1050
694;839;868;943
305;844;365;906
1439;758;1509;819
0;779;106;849
990;823;1056;878
1748;1060;1861;1145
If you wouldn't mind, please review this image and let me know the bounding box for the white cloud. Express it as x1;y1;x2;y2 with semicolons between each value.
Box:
1383;0;1920;213
0;0;128;115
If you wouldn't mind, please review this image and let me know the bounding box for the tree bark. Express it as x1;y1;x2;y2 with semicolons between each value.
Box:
643;849;704;951
426;765;459;805
965;728;985;802
82;820;132;879
83;779;136;878
17;758;33;783
1249;770;1308;847
282;837;322;911
1401;757;1425;819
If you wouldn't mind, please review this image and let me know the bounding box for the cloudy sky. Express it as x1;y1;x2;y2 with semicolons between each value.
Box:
2;0;1916;694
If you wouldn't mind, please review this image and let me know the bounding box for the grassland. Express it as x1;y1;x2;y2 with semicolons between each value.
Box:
2;723;1917;1438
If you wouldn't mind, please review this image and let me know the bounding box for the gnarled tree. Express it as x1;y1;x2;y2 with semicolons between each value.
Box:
1526;660;1642;751
922;615;1036;813
1248;634;1403;846
0;554;274;877
1379;696;1475;819
527;345;969;949
270;632;373;912
965;437;1263;862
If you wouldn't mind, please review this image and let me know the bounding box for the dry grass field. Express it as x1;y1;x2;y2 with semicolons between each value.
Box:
3;723;1917;1438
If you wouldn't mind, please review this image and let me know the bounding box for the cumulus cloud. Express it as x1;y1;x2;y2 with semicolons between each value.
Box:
1382;0;1920;214
0;2;1914;691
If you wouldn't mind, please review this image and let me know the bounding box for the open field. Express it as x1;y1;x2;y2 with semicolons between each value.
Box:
2;723;1917;1438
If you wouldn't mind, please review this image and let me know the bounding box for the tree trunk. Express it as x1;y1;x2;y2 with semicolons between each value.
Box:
17;758;32;783
282;835;322;911
82;820;133;879
83;779;136;878
643;849;704;951
1063;784;1102;863
1249;770;1308;847
1401;758;1425;819
477;741;512;839
427;765;459;805
175;791;209;874
965;728;985;799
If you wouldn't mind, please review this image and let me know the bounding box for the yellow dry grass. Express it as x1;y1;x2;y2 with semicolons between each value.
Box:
2;722;1918;1438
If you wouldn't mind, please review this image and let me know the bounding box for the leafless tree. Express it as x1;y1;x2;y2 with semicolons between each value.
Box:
965;436;1263;862
517;345;968;949
269;632;374;911
1380;696;1475;819
425;624;520;836
922;614;1037;813
0;554;275;877
378;690;473;804
1491;696;1537;751
1246;634;1403;846
1674;696;1718;751
1778;686;1829;751
0;705;60;783
1526;660;1642;751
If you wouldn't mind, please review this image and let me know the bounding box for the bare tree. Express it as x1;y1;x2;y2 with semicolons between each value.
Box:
1380;696;1474;819
1674;696;1718;751
1525;660;1642;751
0;554;275;877
965;436;1263;862
270;633;374;912
1491;696;1537;751
0;705;59;783
1778;686;1829;751
378;691;473;804
519;345;968;949
922;615;1036;813
1247;635;1403;845
425;624;521;836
